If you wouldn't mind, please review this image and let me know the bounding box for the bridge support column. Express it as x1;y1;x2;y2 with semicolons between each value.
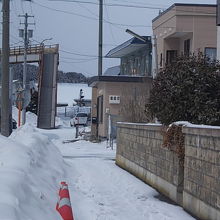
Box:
37;52;58;129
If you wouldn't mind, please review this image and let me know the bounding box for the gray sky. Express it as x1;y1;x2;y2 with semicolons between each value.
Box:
5;0;217;76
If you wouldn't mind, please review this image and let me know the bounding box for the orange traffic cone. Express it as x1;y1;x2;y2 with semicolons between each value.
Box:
56;182;74;220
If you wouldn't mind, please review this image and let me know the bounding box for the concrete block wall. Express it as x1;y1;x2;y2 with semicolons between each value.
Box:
182;126;220;220
116;123;220;220
116;123;184;205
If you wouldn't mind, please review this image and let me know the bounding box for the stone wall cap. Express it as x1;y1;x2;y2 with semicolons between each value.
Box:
116;122;162;131
183;125;220;137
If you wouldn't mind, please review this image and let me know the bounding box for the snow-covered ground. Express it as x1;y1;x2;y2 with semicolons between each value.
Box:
0;109;196;220
0;114;66;219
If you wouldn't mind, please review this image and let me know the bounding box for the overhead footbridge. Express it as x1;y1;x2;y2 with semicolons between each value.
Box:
1;44;59;129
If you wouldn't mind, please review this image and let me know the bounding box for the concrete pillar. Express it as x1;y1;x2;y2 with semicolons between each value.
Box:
37;53;58;129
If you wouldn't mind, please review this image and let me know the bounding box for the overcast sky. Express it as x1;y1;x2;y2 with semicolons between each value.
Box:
2;0;217;76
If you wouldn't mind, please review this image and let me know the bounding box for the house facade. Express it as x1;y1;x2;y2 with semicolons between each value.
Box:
152;4;217;69
106;36;152;77
89;37;152;140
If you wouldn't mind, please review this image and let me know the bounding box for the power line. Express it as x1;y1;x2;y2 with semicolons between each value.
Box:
60;49;98;57
10;32;21;42
44;0;217;15
29;0;34;14
11;2;22;34
47;0;165;10
109;0;168;8
29;0;37;30
61;56;97;61
60;49;111;58
32;1;155;28
12;0;19;17
20;0;25;14
103;43;118;47
32;1;216;31
10;40;24;46
60;58;98;63
104;0;116;43
75;1;98;18
33;1;98;20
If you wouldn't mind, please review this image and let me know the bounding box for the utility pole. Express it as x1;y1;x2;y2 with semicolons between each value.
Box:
19;13;34;125
98;0;103;76
217;0;220;59
79;89;84;107
1;0;11;137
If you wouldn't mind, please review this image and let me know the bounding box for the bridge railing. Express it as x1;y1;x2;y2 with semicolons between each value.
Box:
0;44;59;56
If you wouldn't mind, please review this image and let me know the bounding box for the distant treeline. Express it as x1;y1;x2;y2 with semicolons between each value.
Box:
11;63;90;83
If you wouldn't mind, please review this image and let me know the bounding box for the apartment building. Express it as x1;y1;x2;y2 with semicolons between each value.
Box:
152;4;217;69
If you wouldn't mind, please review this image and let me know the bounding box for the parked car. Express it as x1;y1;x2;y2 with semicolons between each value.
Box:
12;119;17;129
70;113;88;127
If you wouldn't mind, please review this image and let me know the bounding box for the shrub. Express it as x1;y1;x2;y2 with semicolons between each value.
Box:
148;54;220;125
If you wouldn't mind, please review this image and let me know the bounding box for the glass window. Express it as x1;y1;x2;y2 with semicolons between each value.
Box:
140;55;146;76
76;113;87;117
129;58;134;75
160;53;163;67
145;56;151;75
184;39;190;56
166;50;177;65
205;48;217;60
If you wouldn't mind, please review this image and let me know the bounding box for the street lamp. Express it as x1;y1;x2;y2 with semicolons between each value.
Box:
40;37;53;46
39;38;53;54
125;29;147;42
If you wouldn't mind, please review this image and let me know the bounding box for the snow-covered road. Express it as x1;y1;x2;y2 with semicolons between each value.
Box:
43;119;195;220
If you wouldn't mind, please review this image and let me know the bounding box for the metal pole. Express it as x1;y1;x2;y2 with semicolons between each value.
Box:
217;0;220;59
152;35;158;78
22;13;28;125
75;125;79;139
1;0;11;137
98;0;103;76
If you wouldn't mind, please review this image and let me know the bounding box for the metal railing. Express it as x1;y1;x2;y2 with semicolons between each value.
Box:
0;44;59;56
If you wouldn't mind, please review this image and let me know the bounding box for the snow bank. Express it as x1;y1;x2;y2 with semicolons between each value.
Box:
0;124;66;220
173;121;220;129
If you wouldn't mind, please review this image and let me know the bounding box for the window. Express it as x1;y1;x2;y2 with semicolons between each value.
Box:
140;55;146;75
160;53;163;67
166;50;177;65
129;58;134;75
109;95;120;104
205;47;216;60
184;39;190;56
76;113;87;117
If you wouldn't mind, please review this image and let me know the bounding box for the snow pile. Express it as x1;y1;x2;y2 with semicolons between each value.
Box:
173;121;220;129
12;107;38;127
172;121;193;127
0;124;66;220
